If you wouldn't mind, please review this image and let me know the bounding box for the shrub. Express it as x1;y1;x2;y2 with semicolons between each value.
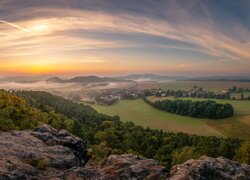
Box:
35;158;50;170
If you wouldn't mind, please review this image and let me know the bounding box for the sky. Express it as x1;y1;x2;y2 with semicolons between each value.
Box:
0;0;250;76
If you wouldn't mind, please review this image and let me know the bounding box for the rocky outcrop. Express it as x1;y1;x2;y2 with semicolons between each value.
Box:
31;124;90;166
169;156;250;180
0;124;166;180
99;154;167;180
63;154;167;180
0;124;90;179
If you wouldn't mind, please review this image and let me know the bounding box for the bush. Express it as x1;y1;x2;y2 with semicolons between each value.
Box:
171;146;201;165
234;141;250;164
90;142;112;165
36;158;50;170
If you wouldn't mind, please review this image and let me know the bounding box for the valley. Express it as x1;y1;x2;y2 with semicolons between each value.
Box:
1;75;250;139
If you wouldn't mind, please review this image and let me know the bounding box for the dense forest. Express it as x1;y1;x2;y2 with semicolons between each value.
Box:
0;90;249;171
145;98;234;119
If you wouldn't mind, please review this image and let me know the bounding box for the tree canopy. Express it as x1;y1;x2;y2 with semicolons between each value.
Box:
146;99;234;119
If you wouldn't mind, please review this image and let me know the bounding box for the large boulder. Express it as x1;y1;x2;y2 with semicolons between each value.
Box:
0;124;90;179
99;154;167;180
63;154;167;180
31;124;90;166
169;156;250;180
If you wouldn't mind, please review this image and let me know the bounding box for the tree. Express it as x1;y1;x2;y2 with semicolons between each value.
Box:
90;142;112;165
241;94;244;100
148;99;234;119
234;141;250;164
171;146;201;165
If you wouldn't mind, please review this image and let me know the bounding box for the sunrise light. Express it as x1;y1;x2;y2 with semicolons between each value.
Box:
31;24;48;32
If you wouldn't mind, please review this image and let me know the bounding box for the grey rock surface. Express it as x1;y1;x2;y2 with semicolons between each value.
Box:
99;154;167;180
169;156;250;180
0;124;89;179
0;125;166;180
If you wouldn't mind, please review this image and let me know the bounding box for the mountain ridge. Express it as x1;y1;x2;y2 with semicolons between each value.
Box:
46;75;132;83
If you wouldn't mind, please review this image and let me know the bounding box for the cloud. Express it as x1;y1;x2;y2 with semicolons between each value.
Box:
0;20;31;32
0;0;249;75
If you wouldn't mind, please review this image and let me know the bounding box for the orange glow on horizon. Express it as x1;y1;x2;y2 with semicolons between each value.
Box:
1;59;248;76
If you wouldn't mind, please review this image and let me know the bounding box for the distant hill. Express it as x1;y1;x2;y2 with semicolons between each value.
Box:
117;73;184;81
46;76;131;83
178;76;250;82
46;77;65;83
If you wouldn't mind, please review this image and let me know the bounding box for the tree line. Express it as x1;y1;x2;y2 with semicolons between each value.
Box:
154;88;231;100
229;86;250;93
152;86;250;100
145;98;234;119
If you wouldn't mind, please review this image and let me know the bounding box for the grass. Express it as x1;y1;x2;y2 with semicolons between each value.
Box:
90;96;250;139
147;96;250;139
90;99;224;137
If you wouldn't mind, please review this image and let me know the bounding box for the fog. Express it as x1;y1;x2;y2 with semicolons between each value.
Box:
0;81;82;92
0;80;136;101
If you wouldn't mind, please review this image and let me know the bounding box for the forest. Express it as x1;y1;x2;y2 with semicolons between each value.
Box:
0;90;249;171
145;98;234;119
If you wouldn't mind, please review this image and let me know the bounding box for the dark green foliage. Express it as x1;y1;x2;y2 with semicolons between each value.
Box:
146;99;234;119
0;90;45;130
171;146;201;165
15;91;115;125
234;141;250;164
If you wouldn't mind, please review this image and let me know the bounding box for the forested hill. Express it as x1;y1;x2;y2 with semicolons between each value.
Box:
45;76;131;83
16;90;116;126
1;90;250;171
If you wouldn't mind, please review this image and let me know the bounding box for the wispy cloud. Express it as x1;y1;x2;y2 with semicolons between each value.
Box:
0;20;31;32
0;0;249;75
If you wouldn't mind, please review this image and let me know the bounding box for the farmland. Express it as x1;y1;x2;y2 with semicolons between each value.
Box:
147;96;250;139
90;99;224;137
91;97;250;139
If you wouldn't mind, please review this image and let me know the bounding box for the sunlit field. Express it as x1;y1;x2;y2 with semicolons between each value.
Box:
91;97;250;139
90;99;224;137
147;96;250;139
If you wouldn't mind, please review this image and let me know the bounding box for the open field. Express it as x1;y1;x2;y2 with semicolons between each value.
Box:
90;99;224;137
90;97;250;139
159;81;250;91
146;96;250;139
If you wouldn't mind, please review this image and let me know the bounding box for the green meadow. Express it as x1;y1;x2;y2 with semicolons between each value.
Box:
91;97;250;139
147;96;250;139
91;99;223;137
